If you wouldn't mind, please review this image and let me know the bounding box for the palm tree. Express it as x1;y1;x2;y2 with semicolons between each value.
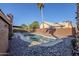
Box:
37;3;44;28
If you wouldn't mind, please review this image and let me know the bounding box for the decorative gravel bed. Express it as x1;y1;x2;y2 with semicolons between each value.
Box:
8;36;73;56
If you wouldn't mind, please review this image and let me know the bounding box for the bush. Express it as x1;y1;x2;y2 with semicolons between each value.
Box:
71;39;76;49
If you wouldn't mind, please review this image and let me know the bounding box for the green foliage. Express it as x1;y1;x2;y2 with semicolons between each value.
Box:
71;39;76;49
37;3;44;10
30;21;39;29
20;21;39;32
21;24;28;30
29;21;39;32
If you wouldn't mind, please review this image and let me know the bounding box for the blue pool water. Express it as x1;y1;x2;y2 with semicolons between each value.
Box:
13;32;56;45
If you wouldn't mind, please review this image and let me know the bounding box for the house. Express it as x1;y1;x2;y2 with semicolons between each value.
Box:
35;21;75;38
0;9;13;55
40;21;72;29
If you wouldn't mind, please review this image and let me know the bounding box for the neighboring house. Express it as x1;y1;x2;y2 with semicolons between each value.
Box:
0;9;13;55
35;21;75;38
40;21;72;29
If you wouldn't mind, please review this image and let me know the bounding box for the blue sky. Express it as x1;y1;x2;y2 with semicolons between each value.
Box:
0;3;76;26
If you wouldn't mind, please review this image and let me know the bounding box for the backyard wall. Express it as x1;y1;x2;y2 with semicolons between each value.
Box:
0;10;12;55
0;17;9;55
35;28;75;38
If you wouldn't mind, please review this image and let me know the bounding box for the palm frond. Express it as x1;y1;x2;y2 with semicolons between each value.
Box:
37;3;44;10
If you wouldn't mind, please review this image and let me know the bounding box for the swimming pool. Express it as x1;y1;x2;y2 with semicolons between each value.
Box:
13;32;57;46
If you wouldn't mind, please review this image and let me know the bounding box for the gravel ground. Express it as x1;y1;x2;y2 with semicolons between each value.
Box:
8;36;73;56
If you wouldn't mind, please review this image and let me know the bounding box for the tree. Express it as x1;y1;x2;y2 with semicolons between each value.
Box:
37;3;44;10
37;3;44;28
30;21;39;32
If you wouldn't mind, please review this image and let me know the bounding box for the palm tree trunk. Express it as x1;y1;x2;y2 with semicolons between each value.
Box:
41;7;44;29
37;3;44;29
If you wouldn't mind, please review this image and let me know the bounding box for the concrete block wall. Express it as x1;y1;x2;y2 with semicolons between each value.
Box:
0;18;9;55
35;28;74;38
